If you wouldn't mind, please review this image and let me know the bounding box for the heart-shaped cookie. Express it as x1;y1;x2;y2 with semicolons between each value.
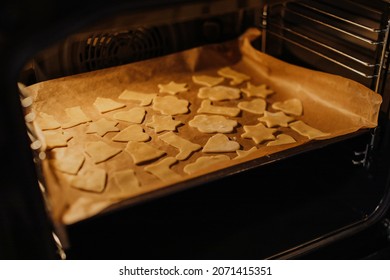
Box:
272;98;303;116
238;99;266;114
113;107;146;124
112;125;150;142
202;133;240;153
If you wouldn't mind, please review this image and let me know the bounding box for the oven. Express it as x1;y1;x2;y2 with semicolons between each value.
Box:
1;0;390;260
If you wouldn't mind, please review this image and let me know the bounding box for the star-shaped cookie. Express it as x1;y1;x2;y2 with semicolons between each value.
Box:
258;111;295;127
86;118;120;136
241;82;274;98
146;115;183;133
241;123;277;144
158;81;188;95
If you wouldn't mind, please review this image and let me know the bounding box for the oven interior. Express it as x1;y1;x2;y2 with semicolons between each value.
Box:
6;0;390;259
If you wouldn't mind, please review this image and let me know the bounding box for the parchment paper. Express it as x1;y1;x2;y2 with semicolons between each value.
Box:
28;28;382;225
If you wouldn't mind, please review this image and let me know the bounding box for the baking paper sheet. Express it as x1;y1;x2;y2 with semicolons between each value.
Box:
28;28;382;224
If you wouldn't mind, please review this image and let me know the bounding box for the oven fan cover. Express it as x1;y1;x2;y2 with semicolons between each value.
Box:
78;27;167;72
32;26;174;81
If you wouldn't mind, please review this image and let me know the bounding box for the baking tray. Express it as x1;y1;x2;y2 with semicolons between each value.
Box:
26;28;382;224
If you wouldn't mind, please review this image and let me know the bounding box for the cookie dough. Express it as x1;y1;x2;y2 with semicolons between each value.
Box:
197;86;241;101
272;98;303;116
289;120;330;139
62;106;91;129
237;99;266;115
118;90;156;106
86;118;120;137
192;75;224;87
217;66;250;85
258;111;295;127
146;115;182;133
241;123;277;144
159;132;201;160
189;114;238;133
153;96;189;115
197;100;240;117
266;134;296;146
241;82;274;98
113;107;146;124
93;97;126;113
202;133;240;153
112;125;150;142
158;81;188;95
125;141;166;165
144;157;182;182
71;168;107;193
85;141;122;163
183;155;230;175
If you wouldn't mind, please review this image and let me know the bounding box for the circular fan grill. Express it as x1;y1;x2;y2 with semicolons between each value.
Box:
76;26;168;72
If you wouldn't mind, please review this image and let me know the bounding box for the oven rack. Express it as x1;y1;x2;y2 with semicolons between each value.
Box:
18;83;67;258
261;0;390;94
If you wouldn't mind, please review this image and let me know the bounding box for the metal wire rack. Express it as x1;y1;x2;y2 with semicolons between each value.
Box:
261;0;390;94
